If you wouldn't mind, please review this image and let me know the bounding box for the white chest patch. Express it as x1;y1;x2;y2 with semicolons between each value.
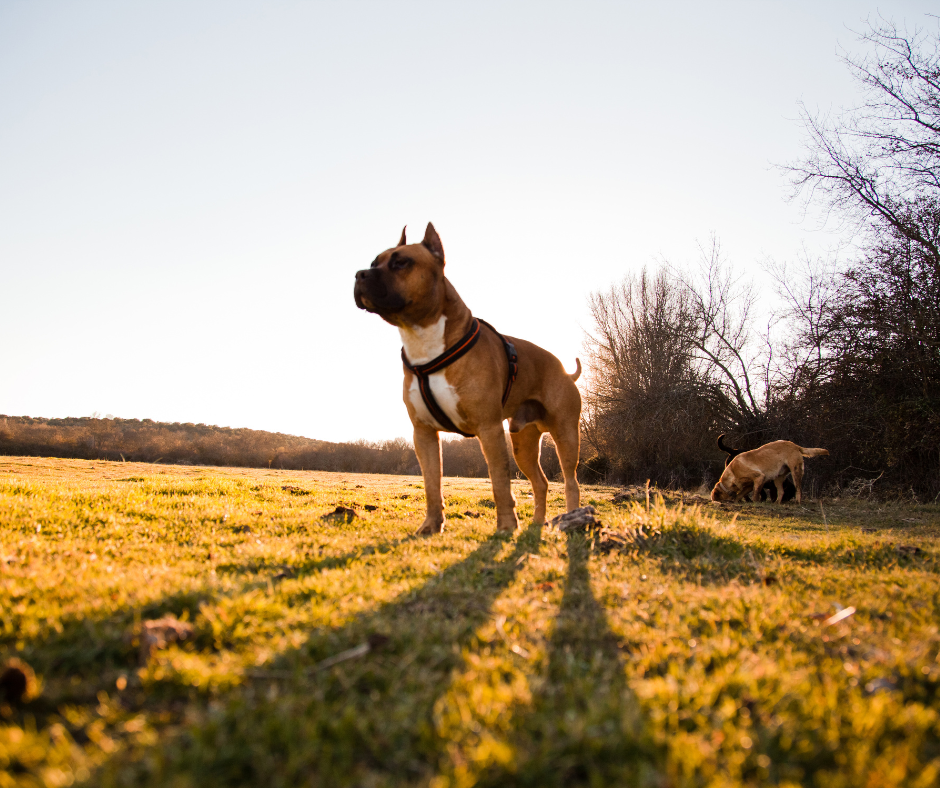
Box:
401;316;467;433
399;315;447;365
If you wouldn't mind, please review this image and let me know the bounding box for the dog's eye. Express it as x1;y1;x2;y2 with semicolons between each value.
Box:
389;256;411;271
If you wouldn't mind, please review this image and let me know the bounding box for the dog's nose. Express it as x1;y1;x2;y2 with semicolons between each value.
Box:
355;269;370;282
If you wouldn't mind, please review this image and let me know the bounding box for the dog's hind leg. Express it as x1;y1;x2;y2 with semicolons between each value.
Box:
413;423;445;535
791;460;804;504
510;425;548;525
773;477;785;504
477;424;519;532
550;421;581;513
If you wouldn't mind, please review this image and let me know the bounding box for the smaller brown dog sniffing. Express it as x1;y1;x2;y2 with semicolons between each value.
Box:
717;434;797;502
354;223;582;534
711;440;829;504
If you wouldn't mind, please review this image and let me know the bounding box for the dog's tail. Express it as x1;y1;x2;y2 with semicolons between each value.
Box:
569;358;582;382
716;433;742;465
798;446;830;458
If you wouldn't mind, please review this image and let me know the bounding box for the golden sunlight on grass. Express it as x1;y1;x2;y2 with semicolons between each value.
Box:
1;457;938;787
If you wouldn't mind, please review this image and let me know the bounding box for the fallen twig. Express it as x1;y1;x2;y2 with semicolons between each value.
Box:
495;615;531;658
246;634;390;680
824;606;856;626
316;642;371;670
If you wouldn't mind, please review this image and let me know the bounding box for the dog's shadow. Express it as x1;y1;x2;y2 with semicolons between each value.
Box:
469;529;662;786
85;525;540;784
81;523;668;786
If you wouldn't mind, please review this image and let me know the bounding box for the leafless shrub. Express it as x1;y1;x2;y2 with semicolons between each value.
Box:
842;472;886;499
582;266;732;486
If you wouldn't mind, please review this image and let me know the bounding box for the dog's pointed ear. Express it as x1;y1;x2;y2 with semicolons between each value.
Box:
397;226;407;247
422;222;444;262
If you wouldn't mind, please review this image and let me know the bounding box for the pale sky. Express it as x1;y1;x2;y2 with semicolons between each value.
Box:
2;1;935;442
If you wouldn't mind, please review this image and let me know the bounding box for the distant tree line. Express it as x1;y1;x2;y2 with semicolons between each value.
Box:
0;415;563;481
0;415;414;474
581;17;940;499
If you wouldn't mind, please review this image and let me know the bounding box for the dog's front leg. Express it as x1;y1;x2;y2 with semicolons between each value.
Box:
413;423;445;534
476;424;519;532
750;475;765;503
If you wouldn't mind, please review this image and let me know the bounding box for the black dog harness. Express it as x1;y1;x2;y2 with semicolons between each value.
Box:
401;317;518;437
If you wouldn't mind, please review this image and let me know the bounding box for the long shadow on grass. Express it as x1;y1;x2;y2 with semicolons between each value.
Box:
628;521;938;585
9;527;429;688
7;528;431;728
5;527;444;779
213;533;420;580
767;541;938;571
471;530;662;787
629;521;760;585
2;525;416;727
1;582;244;755
6;587;214;677
90;524;543;786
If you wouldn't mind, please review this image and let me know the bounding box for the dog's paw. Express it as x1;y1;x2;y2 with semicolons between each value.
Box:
415;517;445;536
495;514;520;533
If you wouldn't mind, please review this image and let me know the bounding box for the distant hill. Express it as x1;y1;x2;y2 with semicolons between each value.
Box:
0;415;528;478
0;415;420;474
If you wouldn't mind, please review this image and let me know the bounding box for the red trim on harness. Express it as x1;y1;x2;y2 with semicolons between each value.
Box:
416;320;482;375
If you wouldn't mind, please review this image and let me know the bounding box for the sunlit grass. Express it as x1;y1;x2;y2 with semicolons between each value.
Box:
1;457;938;787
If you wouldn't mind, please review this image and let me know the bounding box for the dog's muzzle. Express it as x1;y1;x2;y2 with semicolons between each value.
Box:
354;269;408;313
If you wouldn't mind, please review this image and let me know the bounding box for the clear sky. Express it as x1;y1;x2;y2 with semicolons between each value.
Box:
1;1;936;442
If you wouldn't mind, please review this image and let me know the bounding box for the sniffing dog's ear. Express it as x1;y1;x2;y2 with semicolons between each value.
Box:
397;226;407;247
422;222;444;262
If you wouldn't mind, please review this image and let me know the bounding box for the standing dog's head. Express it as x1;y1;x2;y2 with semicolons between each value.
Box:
354;223;446;327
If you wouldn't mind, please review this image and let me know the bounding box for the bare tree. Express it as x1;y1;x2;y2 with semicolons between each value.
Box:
788;15;940;258
778;16;940;496
765;219;940;496
765;250;848;397
671;239;769;428
582;267;724;485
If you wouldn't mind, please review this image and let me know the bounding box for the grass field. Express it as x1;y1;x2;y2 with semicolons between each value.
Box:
1;456;939;787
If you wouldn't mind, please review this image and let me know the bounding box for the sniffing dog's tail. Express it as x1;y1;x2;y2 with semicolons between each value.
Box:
798;446;829;458
717;433;742;465
569;358;582;382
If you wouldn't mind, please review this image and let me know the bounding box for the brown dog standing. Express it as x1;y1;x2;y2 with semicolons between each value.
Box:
711;440;829;504
354;223;582;534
